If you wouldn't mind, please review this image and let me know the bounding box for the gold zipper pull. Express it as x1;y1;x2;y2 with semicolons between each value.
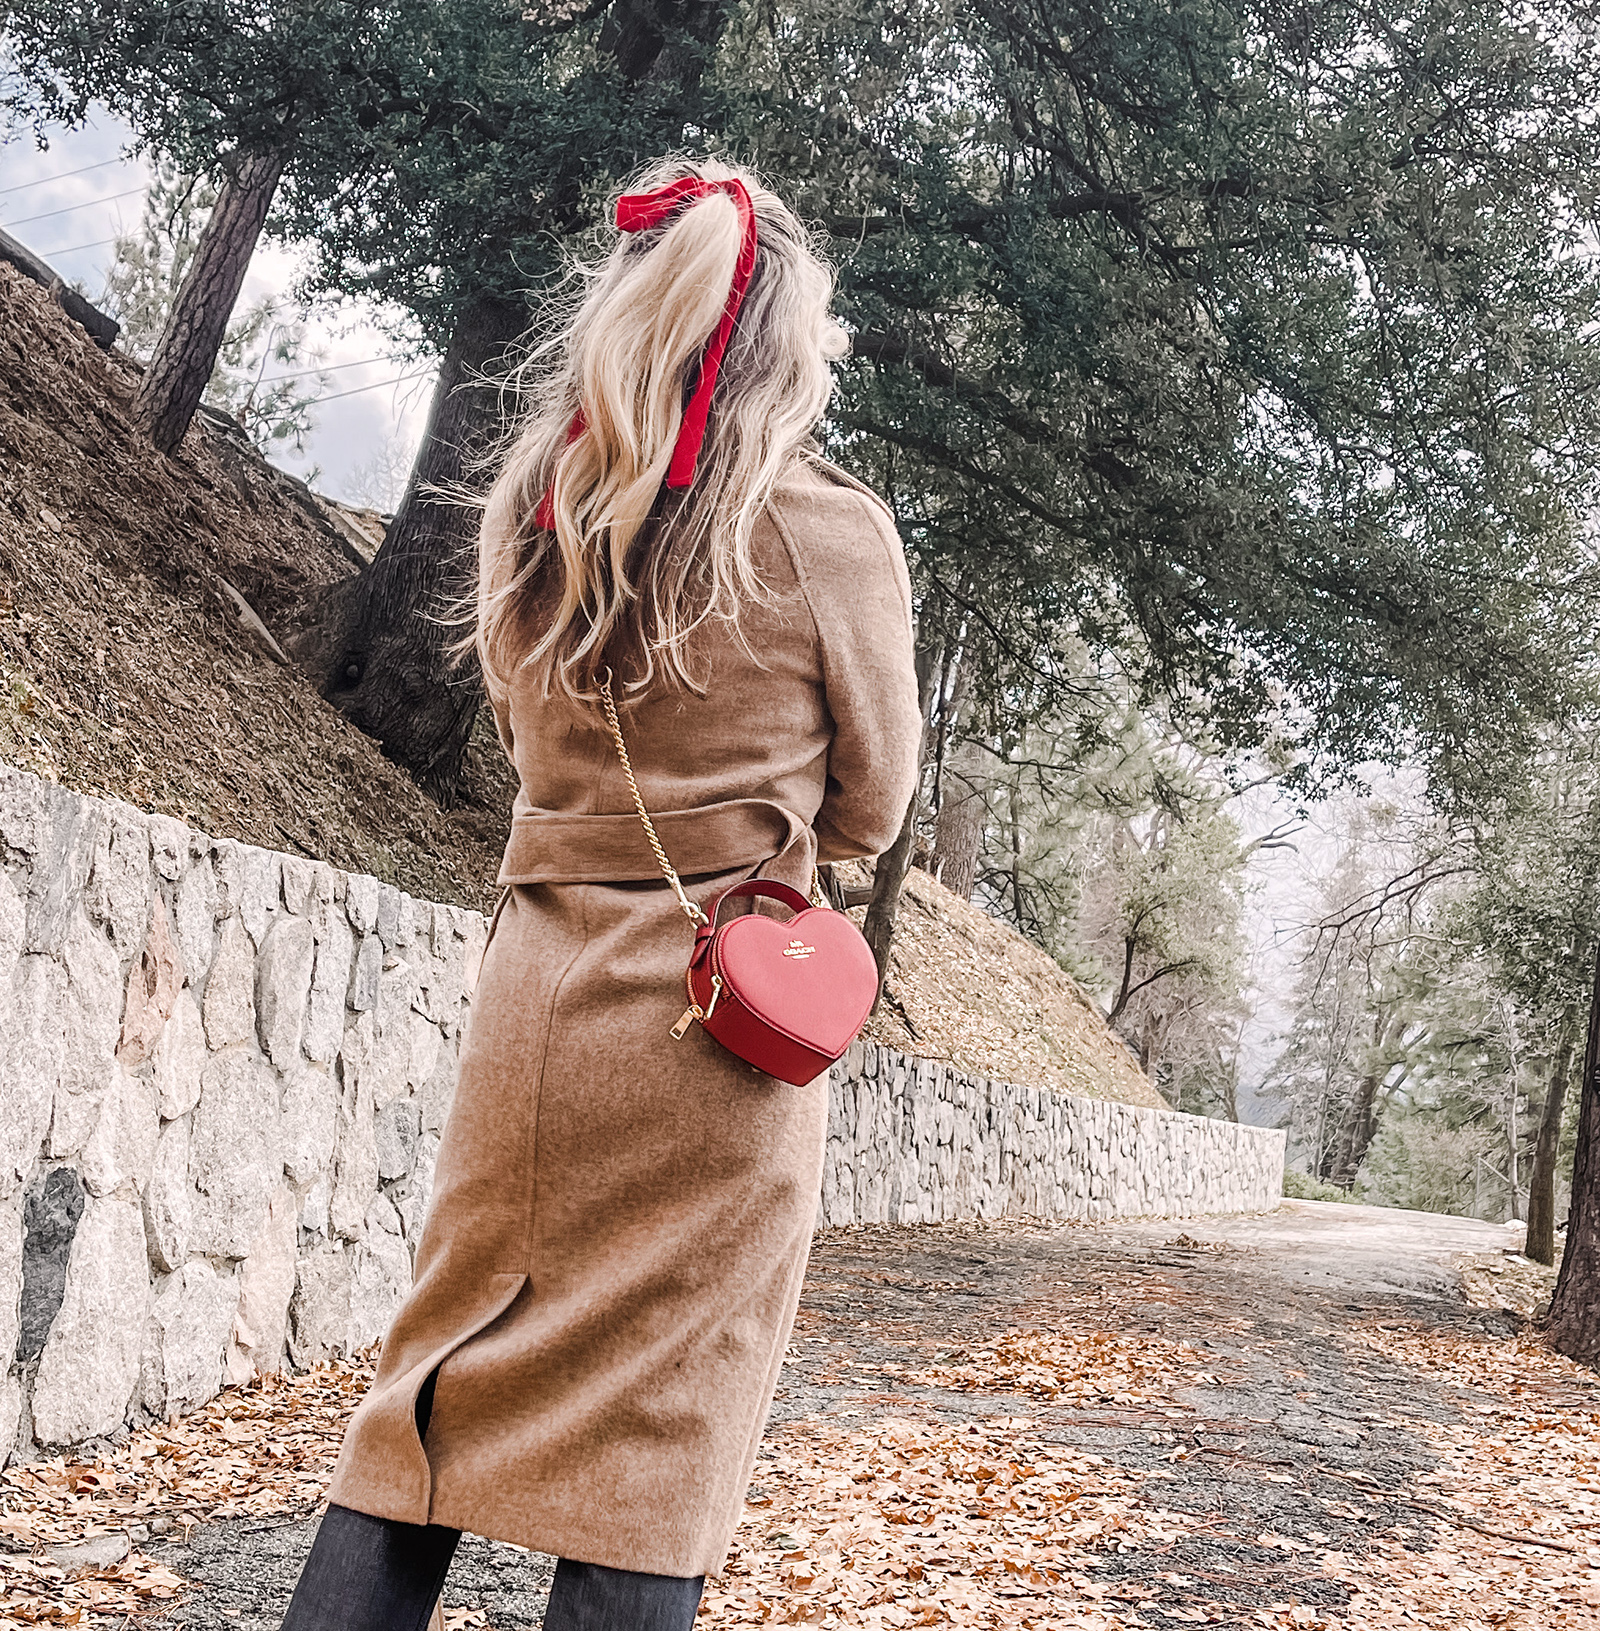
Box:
670;1003;702;1040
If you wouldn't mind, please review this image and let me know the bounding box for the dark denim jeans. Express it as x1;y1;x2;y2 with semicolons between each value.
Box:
279;1504;706;1631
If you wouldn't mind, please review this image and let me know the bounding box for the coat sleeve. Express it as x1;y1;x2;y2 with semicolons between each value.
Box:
783;485;923;862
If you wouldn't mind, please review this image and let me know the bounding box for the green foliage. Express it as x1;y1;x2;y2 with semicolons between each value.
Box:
14;0;1600;803
1263;741;1600;1219
16;0;1600;1143
1376;743;1600;1219
1357;1113;1495;1218
1264;801;1422;1180
719;0;1600;795
960;690;1175;970
1282;1169;1361;1205
0;0;614;344
101;163;328;452
1081;793;1251;1112
1375;738;1600;1217
1451;742;1600;1023
2;0;457;171
957;684;1254;1114
1092;805;1248;1017
269;3;731;348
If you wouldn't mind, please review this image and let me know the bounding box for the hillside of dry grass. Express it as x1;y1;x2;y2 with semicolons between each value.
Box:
846;862;1164;1109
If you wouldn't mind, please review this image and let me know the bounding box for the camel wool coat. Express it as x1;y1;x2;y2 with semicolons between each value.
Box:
326;456;922;1577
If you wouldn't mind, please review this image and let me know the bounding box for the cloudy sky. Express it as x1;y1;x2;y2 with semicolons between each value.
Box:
1;108;434;507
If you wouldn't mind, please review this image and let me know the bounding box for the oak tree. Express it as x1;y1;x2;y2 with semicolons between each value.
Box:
275;0;735;797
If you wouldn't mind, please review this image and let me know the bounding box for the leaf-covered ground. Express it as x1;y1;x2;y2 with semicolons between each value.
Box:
0;1202;1591;1630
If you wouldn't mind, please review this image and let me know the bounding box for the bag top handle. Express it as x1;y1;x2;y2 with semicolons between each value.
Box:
700;878;812;934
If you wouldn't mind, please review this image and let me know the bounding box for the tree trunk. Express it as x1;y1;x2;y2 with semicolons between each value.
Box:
1328;1071;1381;1189
1109;934;1137;1023
1006;779;1026;930
861;634;940;998
600;0;730;84
323;291;528;801
1548;945;1600;1358
1505;1002;1523;1219
133;147;285;455
322;1;732;800
1328;1005;1393;1188
1315;1089;1341;1181
928;741;986;900
1219;1052;1240;1124
1527;1034;1574;1268
863;791;919;987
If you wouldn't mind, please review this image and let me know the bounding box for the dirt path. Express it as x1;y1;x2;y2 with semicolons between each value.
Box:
14;1200;1590;1630
742;1201;1569;1627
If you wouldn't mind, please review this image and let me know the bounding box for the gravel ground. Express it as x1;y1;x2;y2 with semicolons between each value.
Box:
145;1199;1532;1628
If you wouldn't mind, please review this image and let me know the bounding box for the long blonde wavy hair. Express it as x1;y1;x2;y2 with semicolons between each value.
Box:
474;156;847;712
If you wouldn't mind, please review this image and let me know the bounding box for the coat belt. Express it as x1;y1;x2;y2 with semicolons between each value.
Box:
496;798;815;887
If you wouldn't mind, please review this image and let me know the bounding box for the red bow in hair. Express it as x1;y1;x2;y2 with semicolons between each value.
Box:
535;176;759;531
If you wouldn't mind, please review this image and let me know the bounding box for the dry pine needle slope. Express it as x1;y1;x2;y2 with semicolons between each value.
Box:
0;264;509;911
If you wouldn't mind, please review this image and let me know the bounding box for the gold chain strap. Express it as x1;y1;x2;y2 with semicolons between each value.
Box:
597;668;829;919
599;670;709;925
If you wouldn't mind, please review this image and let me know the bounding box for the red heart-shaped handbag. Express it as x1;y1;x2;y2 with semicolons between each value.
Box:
674;879;881;1085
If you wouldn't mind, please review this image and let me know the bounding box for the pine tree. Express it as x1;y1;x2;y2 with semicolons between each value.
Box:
101;164;328;454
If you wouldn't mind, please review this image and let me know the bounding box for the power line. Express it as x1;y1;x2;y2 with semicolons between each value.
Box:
313;369;434;404
2;186;145;230
46;234;120;256
0;156;127;198
3;229;417;379
255;354;409;386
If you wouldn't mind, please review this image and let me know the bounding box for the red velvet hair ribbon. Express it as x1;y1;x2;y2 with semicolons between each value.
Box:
535;176;759;531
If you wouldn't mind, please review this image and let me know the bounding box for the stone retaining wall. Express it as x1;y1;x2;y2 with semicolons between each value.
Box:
821;1044;1285;1225
0;768;1282;1458
0;768;484;1459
